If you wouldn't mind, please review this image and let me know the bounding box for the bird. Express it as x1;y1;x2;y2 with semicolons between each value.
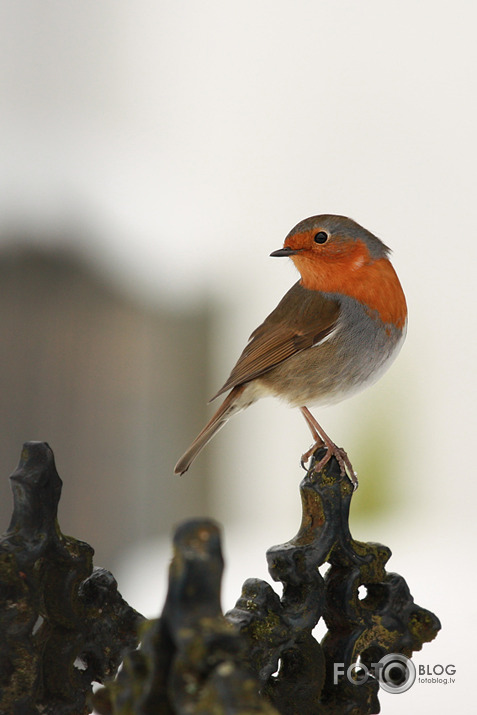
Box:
174;214;407;486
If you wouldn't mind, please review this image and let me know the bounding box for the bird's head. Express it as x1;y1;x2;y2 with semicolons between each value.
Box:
271;214;406;329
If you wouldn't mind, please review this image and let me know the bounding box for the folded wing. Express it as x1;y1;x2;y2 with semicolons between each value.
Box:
212;281;340;398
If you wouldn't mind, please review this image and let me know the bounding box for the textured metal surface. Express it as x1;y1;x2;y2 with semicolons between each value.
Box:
227;449;441;713
1;442;440;714
0;442;143;715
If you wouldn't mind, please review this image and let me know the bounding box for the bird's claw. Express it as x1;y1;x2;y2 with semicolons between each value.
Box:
300;443;358;490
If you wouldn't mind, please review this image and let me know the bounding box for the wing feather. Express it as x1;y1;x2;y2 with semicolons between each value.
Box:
212;281;340;399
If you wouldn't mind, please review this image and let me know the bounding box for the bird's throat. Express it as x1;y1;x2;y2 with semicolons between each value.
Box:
294;252;407;330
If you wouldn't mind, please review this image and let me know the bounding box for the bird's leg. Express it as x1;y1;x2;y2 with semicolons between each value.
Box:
300;407;325;466
299;406;358;489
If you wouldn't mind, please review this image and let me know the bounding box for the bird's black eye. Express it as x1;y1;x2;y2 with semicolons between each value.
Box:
313;231;328;244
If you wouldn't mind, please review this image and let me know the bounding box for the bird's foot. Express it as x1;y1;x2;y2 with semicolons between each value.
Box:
301;440;358;490
300;440;324;469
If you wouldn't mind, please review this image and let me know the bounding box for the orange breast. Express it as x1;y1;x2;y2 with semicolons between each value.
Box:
292;242;407;330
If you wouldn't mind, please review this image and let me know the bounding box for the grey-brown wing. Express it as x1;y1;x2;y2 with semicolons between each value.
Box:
212;281;340;398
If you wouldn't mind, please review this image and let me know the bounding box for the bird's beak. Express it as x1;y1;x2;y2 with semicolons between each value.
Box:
270;246;301;257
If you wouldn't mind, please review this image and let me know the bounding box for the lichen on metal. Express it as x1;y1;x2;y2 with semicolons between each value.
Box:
0;442;440;714
0;442;143;715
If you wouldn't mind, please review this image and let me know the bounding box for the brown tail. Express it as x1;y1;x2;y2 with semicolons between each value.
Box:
174;385;246;475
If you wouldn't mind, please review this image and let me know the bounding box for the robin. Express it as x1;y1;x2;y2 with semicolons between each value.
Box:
174;214;407;486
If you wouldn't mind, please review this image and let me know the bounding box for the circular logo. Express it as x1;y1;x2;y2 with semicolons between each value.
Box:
377;653;416;694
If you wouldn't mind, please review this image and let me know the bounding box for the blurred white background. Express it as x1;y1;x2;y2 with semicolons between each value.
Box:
1;1;475;712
